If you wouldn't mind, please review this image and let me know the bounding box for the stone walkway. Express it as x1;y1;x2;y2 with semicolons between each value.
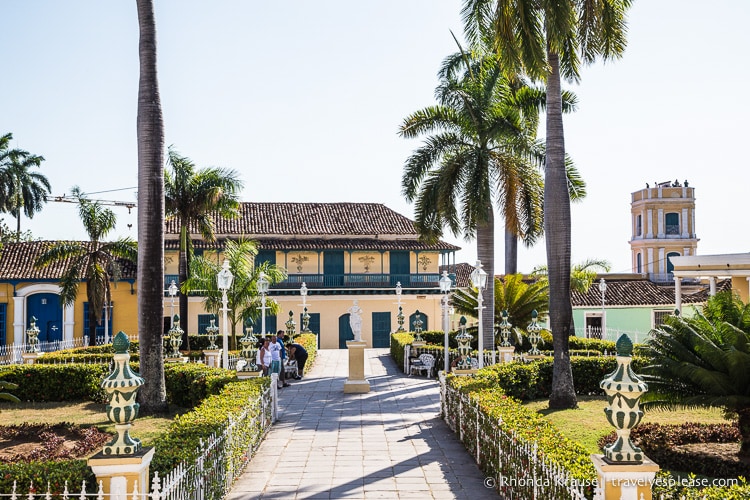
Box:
227;348;499;499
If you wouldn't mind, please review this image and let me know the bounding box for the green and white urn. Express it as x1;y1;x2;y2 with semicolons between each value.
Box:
455;317;473;370
601;334;648;464
102;331;144;455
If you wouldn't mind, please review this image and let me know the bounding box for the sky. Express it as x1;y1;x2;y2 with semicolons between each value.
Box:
2;1;749;275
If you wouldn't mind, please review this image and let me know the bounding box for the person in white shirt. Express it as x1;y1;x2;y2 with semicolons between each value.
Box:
268;335;284;388
257;337;271;375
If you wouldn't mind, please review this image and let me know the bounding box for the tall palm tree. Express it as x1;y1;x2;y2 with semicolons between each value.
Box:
462;0;633;408
641;291;750;457
0;133;50;240
400;49;546;353
34;188;137;345
184;239;286;349
136;0;168;413
165;147;243;349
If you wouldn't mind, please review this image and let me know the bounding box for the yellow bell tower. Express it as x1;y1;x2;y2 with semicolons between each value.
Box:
630;180;699;282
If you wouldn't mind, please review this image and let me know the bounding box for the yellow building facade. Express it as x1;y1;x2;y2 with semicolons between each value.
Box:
630;181;698;281
164;202;459;349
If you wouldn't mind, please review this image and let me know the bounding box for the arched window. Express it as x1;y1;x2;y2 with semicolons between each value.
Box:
667;252;680;274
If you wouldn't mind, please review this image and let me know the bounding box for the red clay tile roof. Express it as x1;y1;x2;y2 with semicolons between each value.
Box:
165;202;449;238
0;241;137;281
570;278;725;307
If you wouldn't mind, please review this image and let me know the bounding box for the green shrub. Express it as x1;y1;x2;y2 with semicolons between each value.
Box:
0;364;109;402
164;363;238;409
390;333;414;368
0;460;96;495
293;333;318;368
568;337;617;353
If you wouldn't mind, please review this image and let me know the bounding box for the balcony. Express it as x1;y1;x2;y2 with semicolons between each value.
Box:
275;273;450;290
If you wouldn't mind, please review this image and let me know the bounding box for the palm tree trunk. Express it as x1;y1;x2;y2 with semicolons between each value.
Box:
504;228;517;275
544;52;577;409
15;209;21;242
178;225;190;350
136;0;168;414
477;211;495;364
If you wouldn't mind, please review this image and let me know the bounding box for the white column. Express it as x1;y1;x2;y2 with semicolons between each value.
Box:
646;209;653;238
681;208;688;237
657;209;664;237
63;303;75;342
658;248;665;275
709;277;716;296
675;277;682;314
12;296;25;345
647;248;654;275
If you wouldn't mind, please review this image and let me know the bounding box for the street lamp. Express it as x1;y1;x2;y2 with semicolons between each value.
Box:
470;260;488;368
300;282;311;333
168;280;178;328
395;281;405;332
439;270;452;373
217;260;234;369
598;278;607;340
257;272;270;335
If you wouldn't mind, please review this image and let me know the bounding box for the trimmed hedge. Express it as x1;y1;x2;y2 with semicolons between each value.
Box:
0;364;110;402
164;363;238;409
292;333;318;370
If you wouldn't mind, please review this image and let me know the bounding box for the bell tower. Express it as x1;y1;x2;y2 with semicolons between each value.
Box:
630;180;699;282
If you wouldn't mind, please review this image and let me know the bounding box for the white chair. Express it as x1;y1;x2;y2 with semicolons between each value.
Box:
410;353;435;377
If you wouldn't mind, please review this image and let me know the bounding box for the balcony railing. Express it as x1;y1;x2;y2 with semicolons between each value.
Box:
276;273;447;289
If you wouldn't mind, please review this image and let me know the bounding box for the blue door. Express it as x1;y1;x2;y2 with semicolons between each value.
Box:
339;314;353;349
324;251;344;287
390;251;410;286
26;293;63;344
372;312;391;348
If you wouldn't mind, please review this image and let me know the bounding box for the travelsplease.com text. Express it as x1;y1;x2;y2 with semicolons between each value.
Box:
483;475;739;489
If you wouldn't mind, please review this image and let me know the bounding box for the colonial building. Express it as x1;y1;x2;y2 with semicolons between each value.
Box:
164;202;460;349
0;241;138;347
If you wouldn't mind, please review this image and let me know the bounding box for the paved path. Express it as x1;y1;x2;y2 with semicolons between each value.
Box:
227;348;499;500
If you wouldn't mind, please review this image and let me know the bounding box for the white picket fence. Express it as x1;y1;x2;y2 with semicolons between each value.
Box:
0;376;277;499
441;374;589;500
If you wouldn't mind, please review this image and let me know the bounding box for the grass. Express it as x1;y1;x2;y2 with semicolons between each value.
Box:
523;395;733;454
0;400;187;446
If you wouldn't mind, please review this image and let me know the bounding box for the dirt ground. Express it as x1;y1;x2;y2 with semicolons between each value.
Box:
0;423;110;462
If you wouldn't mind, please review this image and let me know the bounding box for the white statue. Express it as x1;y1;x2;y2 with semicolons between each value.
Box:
348;300;363;342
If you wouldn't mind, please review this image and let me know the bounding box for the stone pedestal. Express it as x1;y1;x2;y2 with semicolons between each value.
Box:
21;352;40;365
88;447;155;500
524;354;545;362
451;368;477;376
591;454;659;500
411;341;426;348
497;346;515;364
344;340;370;393
203;349;222;368
165;356;188;364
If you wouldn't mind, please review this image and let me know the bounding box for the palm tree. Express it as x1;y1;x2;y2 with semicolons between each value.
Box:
34;188;137;345
533;258;611;294
462;0;633;408
165;147;243;349
641;291;750;457
183;239;286;349
400;49;547;353
0;133;50;240
452;273;549;332
136;0;168;414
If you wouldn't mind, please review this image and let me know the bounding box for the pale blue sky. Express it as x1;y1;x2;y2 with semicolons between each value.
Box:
2;1;748;274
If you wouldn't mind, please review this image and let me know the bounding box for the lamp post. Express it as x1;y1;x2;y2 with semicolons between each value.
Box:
257;272;269;335
168;280;178;328
439;270;452;373
598;278;607;340
217;260;233;369
470;260;488;368
395;281;405;332
300;282;311;333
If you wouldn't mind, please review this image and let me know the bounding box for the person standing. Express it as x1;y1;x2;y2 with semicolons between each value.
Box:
276;330;290;387
268;334;288;388
287;342;308;379
257;337;271;376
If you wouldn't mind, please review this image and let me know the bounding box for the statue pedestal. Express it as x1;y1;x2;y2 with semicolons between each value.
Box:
88;447;155;500
203;349;222;368
344;341;370;393
165;356;188;364
497;346;515;364
451;368;477;376
21;352;40;365
411;341;426;348
591;454;659;500
524;354;545;362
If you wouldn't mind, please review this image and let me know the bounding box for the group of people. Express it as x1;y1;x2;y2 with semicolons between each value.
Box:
255;330;309;389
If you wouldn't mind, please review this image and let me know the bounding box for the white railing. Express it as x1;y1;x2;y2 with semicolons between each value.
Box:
1;377;277;499
441;375;590;499
573;327;651;345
